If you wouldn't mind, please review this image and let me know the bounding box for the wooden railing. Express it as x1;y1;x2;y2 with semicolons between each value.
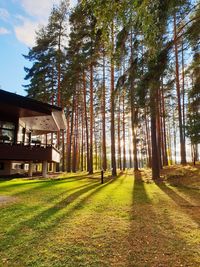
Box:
0;142;60;163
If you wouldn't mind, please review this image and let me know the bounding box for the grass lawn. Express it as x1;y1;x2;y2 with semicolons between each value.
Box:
0;165;200;267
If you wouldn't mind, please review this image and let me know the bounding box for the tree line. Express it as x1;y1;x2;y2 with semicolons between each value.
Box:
24;0;200;179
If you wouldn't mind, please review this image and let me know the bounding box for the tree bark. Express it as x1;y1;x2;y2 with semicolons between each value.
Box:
89;64;94;174
72;96;78;172
144;108;152;168
161;80;168;166
62;130;65;172
181;40;186;144
81;104;84;171
83;71;90;172
67;96;75;172
110;23;117;177
150;84;160;179
156;88;162;170
101;51;107;171
122;91;126;171
174;13;186;164
117;97;122;170
130;27;138;171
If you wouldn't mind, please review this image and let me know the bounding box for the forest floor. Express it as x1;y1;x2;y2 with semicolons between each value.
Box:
0;164;199;267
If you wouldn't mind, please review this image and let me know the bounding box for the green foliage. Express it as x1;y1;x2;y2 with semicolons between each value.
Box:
186;3;200;49
24;1;69;104
186;50;200;145
186;2;200;145
63;1;102;95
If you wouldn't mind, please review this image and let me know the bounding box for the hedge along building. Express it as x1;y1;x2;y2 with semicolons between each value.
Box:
0;89;66;177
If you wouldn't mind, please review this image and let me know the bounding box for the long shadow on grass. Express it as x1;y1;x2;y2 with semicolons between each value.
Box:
12;179;93;198
156;181;200;226
0;173;91;189
0;177;116;253
0;182;98;225
0;180;59;198
129;170;158;265
166;178;200;199
0;174;98;198
172;185;200;206
128;171;193;266
132;171;151;204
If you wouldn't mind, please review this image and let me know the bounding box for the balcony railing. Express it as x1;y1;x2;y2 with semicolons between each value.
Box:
0;141;60;163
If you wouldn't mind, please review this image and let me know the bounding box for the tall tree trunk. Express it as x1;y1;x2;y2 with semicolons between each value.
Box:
57;34;61;107
122;91;126;171
174;13;186;164
192;144;196;166
166;109;172;165
144;108;152;168
110;23;117;177
150;84;160;179
156;88;162;170
159;92;165;166
89;64;94;174
67;96;75;172
81;104;84;171
56;33;61;172
117;97;122;170
66;114;70;171
129;143;132;168
130;27;138;171
161;80;168;166
102;51;107;171
181;40;186;144
62;130;65;172
131;104;138;171
72;97;78;172
94;130;98;170
75;102;80;171
173;108;177;164
151;115;160;178
83;71;90;172
131;108;138;171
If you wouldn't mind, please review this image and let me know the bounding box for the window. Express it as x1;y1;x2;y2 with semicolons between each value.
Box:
17;125;24;143
0;121;15;143
0;121;15;130
0;162;4;170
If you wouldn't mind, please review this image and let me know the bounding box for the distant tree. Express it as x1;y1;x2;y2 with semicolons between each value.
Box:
24;27;55;102
24;1;69;105
186;4;200;165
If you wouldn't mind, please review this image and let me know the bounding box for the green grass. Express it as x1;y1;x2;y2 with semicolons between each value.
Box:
0;167;200;267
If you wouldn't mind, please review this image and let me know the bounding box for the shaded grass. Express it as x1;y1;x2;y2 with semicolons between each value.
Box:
0;167;200;266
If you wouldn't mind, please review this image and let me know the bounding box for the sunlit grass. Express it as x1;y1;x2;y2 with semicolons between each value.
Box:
0;166;199;266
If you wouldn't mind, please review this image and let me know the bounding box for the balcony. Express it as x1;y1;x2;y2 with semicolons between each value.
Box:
0;142;60;163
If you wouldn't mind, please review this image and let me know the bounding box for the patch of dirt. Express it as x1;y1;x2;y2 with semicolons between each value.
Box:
137;164;200;189
0;196;16;206
161;164;200;189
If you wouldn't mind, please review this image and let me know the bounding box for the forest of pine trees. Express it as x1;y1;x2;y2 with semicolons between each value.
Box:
24;0;200;179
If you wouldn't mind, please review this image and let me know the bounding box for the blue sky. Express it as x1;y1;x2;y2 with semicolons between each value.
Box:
0;0;76;96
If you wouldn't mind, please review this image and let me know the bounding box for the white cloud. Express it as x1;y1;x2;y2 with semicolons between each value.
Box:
70;0;77;8
14;0;77;47
13;0;61;46
14;18;39;46
0;27;11;35
20;0;60;19
0;8;10;21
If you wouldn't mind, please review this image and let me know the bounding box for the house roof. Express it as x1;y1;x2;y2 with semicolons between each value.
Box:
0;89;66;132
0;89;62;116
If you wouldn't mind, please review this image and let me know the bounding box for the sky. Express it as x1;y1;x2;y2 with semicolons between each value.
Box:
0;0;77;96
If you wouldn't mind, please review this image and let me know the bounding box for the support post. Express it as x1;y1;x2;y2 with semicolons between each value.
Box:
28;161;33;177
42;161;48;178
